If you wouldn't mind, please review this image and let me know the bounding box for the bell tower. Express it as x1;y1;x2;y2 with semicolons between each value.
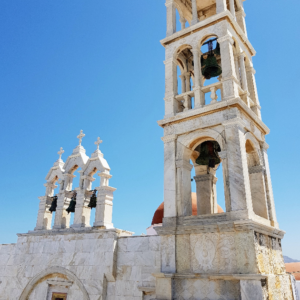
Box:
155;0;294;299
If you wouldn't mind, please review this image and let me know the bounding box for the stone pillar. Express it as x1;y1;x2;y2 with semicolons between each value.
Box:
53;191;71;229
35;181;57;231
236;9;248;37
246;66;262;119
71;189;91;228
185;72;191;92
239;53;248;93
194;166;218;215
240;280;264;300
249;166;269;219
260;142;278;228
234;54;241;84
164;58;178;117
176;160;193;216
191;48;205;107
183;95;191;111
216;0;227;14
162;135;177;219
191;0;198;25
35;196;52;230
223;118;253;217
166;0;176;37
219;151;230;212
179;74;186;94
179;16;186;30
229;0;236;18
94;172;116;229
218;35;240;100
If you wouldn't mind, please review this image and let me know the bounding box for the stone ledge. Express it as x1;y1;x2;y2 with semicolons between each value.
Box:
158;97;269;135
153;272;267;280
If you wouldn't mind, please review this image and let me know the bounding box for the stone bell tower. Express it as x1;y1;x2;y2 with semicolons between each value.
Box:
155;0;295;299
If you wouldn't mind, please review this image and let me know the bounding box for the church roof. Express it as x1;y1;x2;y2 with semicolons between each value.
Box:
285;263;300;280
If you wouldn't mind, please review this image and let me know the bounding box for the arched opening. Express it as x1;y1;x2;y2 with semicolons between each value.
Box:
175;46;195;112
245;139;269;219
191;140;225;215
200;37;222;105
85;167;98;227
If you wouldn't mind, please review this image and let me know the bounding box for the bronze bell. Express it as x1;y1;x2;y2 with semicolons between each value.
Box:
49;195;58;213
201;40;222;80
88;189;97;209
195;141;221;168
66;191;77;214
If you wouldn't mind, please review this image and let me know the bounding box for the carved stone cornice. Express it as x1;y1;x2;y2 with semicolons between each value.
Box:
217;35;234;45
176;160;193;171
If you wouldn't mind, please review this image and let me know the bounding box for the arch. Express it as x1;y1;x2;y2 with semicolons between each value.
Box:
19;266;90;300
244;132;260;151
198;34;219;49
173;44;193;60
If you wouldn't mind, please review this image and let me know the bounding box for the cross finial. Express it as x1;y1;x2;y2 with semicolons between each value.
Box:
77;130;85;146
95;137;103;151
57;147;64;161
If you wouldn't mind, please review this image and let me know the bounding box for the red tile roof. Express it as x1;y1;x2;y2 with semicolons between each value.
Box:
285;263;300;280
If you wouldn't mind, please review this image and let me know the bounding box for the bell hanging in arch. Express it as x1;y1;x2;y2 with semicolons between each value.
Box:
195;141;221;168
201;40;222;80
66;191;77;214
88;189;97;209
49;196;58;213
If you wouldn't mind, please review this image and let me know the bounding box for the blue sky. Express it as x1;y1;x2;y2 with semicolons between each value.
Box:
0;0;299;259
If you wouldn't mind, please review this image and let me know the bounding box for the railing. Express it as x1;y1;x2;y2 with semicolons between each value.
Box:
201;82;222;104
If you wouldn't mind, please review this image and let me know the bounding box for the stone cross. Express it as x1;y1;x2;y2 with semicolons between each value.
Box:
77;130;85;146
57;147;64;161
95;137;103;151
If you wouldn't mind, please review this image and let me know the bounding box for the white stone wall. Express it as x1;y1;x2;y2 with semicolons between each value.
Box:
0;232;160;300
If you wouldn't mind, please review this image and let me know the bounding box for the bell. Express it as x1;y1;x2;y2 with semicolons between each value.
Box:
88;189;97;209
195;141;221;167
66;191;77;214
49;196;58;213
201;53;222;80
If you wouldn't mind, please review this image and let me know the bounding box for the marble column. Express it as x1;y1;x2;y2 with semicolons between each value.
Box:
239;53;248;93
260;142;278;228
35;196;52;230
176;160;193;216
185;72;191;92
191;48;205;107
179;74;186;94
194;166;218;215
162;135;177;219
229;0;236;18
53;191;71;229
164;58;178;117
216;0;227;14
234;54;241;84
236;9;248;37
166;0;176;37
35;182;56;231
222;118;253;218
248;166;269;219
94;172;115;229
246;66;262;119
218;35;240;100
180;16;186;30
191;0;198;25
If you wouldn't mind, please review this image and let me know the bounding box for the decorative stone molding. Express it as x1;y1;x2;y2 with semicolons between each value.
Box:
260;141;270;150
217;35;234;45
236;9;246;18
19;266;90;300
194;174;214;182
161;134;177;143
46;279;73;287
218;151;227;159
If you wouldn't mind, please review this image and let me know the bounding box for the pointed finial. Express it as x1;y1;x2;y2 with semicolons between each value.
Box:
95;137;103;151
57;147;64;161
77;130;85;146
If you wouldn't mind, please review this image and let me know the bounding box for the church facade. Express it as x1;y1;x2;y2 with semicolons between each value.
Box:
0;0;298;299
